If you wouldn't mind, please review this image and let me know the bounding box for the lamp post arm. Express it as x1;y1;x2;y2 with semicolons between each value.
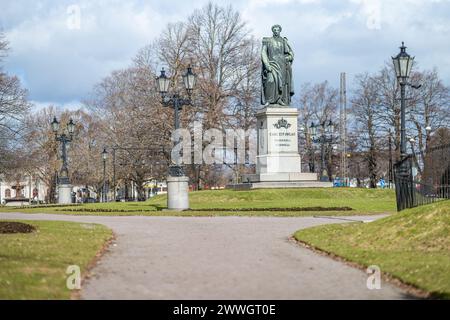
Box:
161;94;192;108
161;94;192;131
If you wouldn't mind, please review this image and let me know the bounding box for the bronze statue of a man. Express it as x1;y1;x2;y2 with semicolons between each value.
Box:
261;25;294;106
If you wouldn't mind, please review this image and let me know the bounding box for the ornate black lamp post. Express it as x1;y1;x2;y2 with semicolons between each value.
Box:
309;120;335;182
156;66;196;176
51;116;75;203
102;148;108;203
156;66;196;210
391;43;423;210
392;42;415;159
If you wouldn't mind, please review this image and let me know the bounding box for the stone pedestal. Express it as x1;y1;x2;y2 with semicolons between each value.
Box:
167;176;190;211
257;107;302;174
239;106;331;188
58;184;73;204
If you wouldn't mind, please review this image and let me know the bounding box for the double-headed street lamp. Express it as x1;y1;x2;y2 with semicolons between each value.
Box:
102;148;108;203
308;120;336;182
156;65;196;210
51;116;76;204
156;66;196;131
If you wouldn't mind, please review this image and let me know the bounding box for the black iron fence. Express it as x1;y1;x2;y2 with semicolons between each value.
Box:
394;144;450;211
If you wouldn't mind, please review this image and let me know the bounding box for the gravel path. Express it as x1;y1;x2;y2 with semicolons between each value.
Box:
0;213;412;300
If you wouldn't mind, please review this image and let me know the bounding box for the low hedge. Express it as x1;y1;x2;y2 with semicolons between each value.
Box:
189;207;354;212
56;208;156;213
55;206;354;213
10;204;81;209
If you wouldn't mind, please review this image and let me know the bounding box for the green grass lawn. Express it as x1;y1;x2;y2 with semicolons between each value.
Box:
0;220;112;299
294;200;450;299
1;188;396;216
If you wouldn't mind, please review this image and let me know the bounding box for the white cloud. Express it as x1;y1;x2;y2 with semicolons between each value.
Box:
1;0;449;108
30;100;83;112
2;1;172;104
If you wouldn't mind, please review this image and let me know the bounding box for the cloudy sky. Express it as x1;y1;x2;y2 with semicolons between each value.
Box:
1;0;449;110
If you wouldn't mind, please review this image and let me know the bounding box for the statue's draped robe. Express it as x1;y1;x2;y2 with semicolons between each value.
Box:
261;36;294;106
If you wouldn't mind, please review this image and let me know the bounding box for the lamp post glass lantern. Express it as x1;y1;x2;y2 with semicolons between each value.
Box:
183;66;196;94
392;42;414;82
309;122;317;137
156;68;170;95
51;117;60;133
67;119;75;135
102;148;108;161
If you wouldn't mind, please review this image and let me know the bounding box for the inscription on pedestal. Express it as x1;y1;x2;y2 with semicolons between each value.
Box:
268;117;297;153
256;107;302;175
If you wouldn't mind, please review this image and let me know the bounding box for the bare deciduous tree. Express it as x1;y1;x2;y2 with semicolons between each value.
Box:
351;73;381;188
298;81;339;179
86;62;170;199
22;106;60;202
407;68;450;172
0;32;31;174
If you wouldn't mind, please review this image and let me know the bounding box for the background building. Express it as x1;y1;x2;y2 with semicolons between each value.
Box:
0;175;48;206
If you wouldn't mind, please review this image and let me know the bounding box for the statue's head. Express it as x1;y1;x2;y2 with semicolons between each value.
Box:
271;25;282;37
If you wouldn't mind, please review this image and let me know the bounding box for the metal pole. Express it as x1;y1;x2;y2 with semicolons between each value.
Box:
168;96;184;177
312;146;315;173
113;148;116;201
340;72;347;185
57;135;71;185
103;159;106;202
174;97;180;130
400;82;407;158
61;139;67;176
389;130;393;189
321;138;326;181
29;174;32;205
54;171;58;203
234;146;239;184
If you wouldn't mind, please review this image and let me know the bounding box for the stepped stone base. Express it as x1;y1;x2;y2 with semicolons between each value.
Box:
242;172;318;183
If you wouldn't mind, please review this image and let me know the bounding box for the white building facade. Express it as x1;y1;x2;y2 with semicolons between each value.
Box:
0;175;49;205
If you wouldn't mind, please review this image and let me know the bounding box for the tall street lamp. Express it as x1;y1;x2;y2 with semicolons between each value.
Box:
102;148;108;203
392;42;415;159
51;117;76;204
392;42;422;209
156;65;196;210
309;120;336;182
